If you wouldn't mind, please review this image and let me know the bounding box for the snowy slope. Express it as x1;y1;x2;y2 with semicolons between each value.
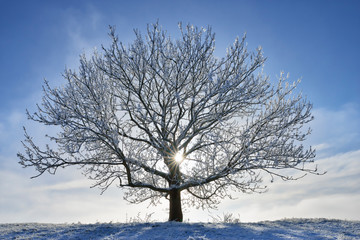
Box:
0;219;359;239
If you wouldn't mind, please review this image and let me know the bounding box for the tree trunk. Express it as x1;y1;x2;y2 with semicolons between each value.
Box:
169;188;183;222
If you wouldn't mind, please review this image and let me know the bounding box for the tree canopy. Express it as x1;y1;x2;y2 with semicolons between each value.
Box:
18;22;320;222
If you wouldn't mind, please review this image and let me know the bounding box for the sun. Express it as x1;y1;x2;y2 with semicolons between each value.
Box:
174;152;184;163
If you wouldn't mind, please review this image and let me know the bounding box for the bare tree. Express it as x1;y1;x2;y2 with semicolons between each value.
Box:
18;22;320;222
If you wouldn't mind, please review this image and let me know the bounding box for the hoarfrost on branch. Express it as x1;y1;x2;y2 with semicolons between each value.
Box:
18;22;319;212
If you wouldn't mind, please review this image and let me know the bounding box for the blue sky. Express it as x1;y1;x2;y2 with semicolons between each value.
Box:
0;0;359;223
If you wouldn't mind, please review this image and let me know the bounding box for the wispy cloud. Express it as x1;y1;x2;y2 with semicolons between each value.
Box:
186;104;360;222
2;103;359;223
205;150;360;222
61;5;108;69
310;103;360;157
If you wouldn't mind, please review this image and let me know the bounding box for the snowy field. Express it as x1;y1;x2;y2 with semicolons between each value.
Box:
1;219;359;239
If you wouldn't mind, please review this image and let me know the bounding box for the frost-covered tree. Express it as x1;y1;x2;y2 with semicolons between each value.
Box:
18;23;320;222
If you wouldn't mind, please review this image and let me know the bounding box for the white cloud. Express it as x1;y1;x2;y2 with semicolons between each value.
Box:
209;150;360;222
310;103;360;156
236;194;360;222
0;166;166;223
313;143;330;151
4;149;356;223
2;103;360;223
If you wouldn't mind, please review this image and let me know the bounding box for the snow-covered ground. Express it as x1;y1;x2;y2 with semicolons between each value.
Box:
1;219;359;239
